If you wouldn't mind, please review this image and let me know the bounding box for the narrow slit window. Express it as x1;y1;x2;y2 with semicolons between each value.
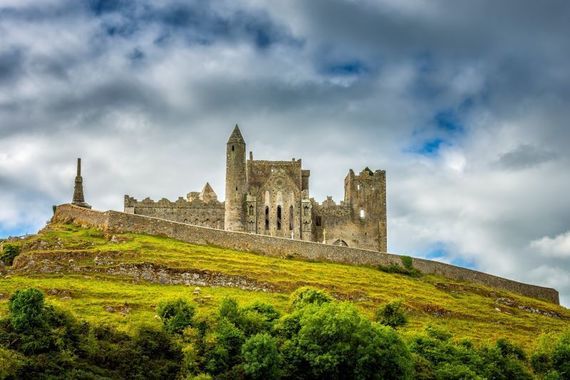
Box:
248;205;254;216
265;206;269;230
289;206;294;230
359;209;365;219
277;206;282;230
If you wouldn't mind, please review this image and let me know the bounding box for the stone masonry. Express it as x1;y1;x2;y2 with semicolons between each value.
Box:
125;125;388;251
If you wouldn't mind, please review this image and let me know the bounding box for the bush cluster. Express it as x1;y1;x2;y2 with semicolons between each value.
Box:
1;287;569;379
378;256;422;277
0;243;20;266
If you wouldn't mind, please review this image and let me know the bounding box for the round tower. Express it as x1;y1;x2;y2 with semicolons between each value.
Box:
225;124;247;231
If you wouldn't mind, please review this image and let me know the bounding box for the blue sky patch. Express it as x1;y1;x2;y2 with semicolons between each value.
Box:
423;244;477;270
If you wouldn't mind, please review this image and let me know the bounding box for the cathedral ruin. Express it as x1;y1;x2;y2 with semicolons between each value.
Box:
124;125;387;251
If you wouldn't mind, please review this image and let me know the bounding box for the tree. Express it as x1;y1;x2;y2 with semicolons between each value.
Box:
242;333;283;379
376;300;408;329
289;286;333;310
0;244;20;266
9;288;46;332
281;302;412;379
156;298;196;334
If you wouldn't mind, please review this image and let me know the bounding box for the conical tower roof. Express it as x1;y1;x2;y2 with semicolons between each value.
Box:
227;124;245;144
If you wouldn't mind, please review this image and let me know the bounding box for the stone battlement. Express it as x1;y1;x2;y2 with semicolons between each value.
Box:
52;204;559;304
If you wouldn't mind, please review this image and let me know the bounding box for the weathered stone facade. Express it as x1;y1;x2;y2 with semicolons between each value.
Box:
124;183;224;229
125;125;388;251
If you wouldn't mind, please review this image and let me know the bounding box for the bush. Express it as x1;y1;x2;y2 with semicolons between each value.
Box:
156;298;196;334
219;297;240;323
128;325;183;379
281;302;412;379
435;363;482;380
376;300;408;329
289;287;333;310
239;302;281;336
9;288;46;332
479;341;532;380
377;258;422;277
401;255;414;270
0;244;20;266
203;319;245;375
242;333;282;379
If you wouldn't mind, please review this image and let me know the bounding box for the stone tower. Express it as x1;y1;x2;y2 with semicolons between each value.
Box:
72;158;91;209
344;167;387;251
225;125;247;231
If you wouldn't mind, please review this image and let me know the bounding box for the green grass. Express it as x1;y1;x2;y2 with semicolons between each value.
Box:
1;223;568;349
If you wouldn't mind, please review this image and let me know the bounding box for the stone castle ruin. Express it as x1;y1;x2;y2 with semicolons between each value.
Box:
64;128;559;304
124;125;388;251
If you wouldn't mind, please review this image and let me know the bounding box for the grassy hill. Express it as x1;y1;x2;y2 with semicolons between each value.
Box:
1;222;569;351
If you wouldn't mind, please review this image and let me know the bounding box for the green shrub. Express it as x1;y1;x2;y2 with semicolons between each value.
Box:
9;288;46;332
281;302;412;379
242;333;282;379
218;297;240;323
376;300;408;329
289;286;333;310
479;341;532;380
239;302;281;336
128;325;183;379
435;363;482;380
552;332;570;379
156;298;196;334
0;244;20;266
377;256;421;277
401;255;414;270
203;319;245;375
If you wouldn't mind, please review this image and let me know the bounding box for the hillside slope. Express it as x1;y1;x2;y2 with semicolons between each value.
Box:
1;222;569;350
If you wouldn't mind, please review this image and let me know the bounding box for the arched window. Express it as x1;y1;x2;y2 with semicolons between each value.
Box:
289;206;294;230
265;206;269;230
231;145;235;151
277;206;282;230
248;205;254;216
359;208;365;219
303;205;309;217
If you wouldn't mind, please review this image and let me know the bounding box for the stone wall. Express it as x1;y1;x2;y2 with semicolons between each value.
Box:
124;195;224;229
52;204;560;304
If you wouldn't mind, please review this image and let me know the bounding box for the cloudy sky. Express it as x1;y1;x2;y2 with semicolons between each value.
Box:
1;0;569;305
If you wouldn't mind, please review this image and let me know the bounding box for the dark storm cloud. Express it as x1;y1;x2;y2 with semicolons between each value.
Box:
1;0;570;304
0;47;25;85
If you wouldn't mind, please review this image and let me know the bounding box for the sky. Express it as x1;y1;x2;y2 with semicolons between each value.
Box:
1;0;570;305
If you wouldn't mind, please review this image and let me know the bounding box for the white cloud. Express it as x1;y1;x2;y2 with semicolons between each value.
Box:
531;231;570;258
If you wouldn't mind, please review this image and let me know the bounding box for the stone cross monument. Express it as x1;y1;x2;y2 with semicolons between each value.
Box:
72;158;91;209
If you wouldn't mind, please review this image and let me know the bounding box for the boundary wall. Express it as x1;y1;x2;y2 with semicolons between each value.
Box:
52;204;559;304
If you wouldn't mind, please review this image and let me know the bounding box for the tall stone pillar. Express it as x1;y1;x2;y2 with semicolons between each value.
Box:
72;158;91;209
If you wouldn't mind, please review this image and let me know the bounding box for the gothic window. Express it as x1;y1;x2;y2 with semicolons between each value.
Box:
289;205;294;230
277;206;282;230
265;206;269;230
248;205;254;216
303;205;309;217
360;208;365;219
315;216;322;227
